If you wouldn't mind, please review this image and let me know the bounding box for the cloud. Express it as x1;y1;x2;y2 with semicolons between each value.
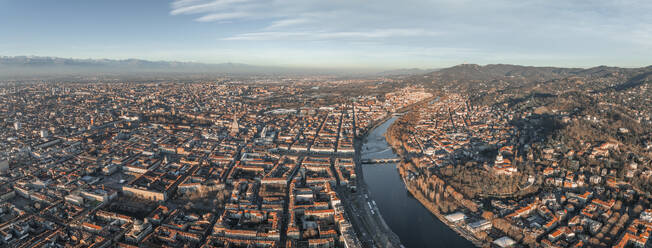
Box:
170;0;252;15
169;0;652;67
223;29;439;41
266;18;310;29
195;12;252;22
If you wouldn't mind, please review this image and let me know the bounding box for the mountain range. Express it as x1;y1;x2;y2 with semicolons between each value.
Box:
0;56;405;80
1;56;650;84
0;56;276;80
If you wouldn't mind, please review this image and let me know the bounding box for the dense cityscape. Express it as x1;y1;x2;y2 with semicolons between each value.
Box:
2;1;652;247
0;62;651;248
0;77;432;247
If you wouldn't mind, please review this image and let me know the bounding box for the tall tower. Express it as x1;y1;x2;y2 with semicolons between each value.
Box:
230;114;240;135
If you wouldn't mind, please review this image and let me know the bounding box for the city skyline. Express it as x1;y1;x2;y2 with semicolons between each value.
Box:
1;0;652;69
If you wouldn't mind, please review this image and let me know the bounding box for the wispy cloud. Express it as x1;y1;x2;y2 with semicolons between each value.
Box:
170;0;252;15
266;18;310;29
169;0;445;42
195;12;251;22
223;29;439;41
168;0;652;67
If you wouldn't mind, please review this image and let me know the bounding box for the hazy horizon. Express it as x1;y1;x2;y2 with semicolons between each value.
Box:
2;55;651;72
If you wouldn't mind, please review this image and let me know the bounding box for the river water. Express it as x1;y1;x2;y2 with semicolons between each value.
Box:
361;116;475;248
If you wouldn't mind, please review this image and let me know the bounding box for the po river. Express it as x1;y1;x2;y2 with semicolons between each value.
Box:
360;116;475;248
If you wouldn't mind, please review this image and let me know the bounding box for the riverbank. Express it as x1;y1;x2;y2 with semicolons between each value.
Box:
384;113;488;247
341;115;403;248
347;94;475;248
400;167;485;247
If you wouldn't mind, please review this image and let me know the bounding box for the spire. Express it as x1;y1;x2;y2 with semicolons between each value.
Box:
230;114;239;135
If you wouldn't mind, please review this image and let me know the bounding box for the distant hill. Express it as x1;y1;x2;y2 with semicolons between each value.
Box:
414;63;652;91
377;68;439;76
428;64;585;82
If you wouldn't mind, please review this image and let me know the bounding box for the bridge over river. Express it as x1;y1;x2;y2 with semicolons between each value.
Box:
360;158;402;164
360;115;475;248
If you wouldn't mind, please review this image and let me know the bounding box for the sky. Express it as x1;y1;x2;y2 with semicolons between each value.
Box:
1;0;651;69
